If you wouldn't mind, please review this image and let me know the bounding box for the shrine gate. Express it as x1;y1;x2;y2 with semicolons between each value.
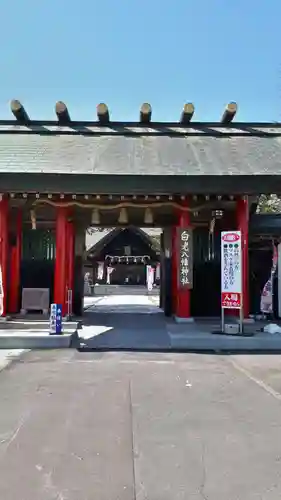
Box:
0;99;279;321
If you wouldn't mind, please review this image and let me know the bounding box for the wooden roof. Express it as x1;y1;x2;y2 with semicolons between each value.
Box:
0;123;280;177
86;227;161;255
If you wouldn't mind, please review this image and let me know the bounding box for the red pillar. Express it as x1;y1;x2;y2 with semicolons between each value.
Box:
0;197;8;316
236;196;249;318
54;207;68;316
65;220;75;315
8;210;22;313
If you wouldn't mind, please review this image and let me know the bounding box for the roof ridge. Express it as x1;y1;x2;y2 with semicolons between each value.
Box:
0;122;280;137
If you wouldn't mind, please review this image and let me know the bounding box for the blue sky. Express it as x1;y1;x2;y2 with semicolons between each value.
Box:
0;0;279;122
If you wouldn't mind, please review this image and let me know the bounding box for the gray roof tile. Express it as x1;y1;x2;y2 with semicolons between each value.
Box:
0;130;281;176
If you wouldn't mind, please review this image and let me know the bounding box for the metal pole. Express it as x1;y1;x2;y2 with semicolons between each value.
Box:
239;306;244;334
221;307;225;333
69;289;72;317
66;289;72;321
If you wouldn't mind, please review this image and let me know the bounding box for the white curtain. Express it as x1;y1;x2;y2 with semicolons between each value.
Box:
106;266;114;284
97;261;104;280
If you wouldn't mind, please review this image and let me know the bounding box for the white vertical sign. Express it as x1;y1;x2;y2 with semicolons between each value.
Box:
221;231;242;309
49;303;57;334
278;243;281;318
146;265;154;291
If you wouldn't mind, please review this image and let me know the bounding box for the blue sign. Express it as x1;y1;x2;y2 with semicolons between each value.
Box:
56;304;62;334
49;303;62;335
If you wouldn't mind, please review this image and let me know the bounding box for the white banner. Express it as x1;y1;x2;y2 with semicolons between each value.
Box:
278;243;281;317
97;262;104;280
106;266;114;284
146;265;155;291
221;231;242;309
261;243;277;314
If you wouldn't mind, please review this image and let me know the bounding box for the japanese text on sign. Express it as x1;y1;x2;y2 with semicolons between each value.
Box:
177;228;193;289
49;303;62;334
221;292;241;309
221;231;242;309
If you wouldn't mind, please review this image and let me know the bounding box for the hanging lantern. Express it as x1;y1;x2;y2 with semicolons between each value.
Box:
91;208;100;225
30;210;36;230
212;209;224;219
118;207;128;224
144;208;153;225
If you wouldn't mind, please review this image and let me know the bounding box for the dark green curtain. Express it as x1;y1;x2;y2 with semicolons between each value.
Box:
21;229;55;301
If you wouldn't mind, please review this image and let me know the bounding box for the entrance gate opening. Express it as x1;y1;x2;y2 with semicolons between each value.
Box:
84;226;161;315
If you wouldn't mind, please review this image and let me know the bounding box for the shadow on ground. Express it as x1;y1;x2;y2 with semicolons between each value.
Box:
79;309;172;350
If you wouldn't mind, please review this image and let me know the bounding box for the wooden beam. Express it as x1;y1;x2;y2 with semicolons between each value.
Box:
221;102;237;124
140;103;152;123
55;101;71;123
97;103;110;123
180;103;194;123
10;100;30;123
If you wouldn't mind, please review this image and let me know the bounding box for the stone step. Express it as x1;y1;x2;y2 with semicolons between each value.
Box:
0;320;79;331
0;332;76;349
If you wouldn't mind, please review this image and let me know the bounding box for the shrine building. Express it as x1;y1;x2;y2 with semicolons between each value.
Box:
85;227;161;288
0;99;280;321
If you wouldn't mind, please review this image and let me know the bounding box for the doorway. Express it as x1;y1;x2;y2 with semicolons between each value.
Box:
83;226;162;314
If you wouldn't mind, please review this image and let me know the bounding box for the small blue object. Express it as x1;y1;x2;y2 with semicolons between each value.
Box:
56;304;62;334
49;303;63;335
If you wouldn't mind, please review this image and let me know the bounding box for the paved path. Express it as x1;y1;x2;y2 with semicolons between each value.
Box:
0;349;25;372
84;294;160;314
81;294;169;349
0;350;281;499
81;295;281;352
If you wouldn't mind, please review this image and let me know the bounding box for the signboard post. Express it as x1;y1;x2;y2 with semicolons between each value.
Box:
49;303;63;335
221;231;243;333
66;289;73;320
177;228;193;289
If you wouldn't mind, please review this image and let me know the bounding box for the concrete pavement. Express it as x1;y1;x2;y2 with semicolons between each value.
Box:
83;293;160;313
2;294;281;356
80;295;281;352
0;349;25;372
229;354;281;398
0;298;101;369
0;350;281;499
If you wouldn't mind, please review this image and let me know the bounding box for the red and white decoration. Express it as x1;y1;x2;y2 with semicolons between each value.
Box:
261;243;278;314
97;261;104;280
146;265;155;291
221;231;242;309
106;266;114;285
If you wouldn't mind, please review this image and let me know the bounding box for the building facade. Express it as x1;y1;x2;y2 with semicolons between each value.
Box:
0;99;280;320
85;227;160;288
